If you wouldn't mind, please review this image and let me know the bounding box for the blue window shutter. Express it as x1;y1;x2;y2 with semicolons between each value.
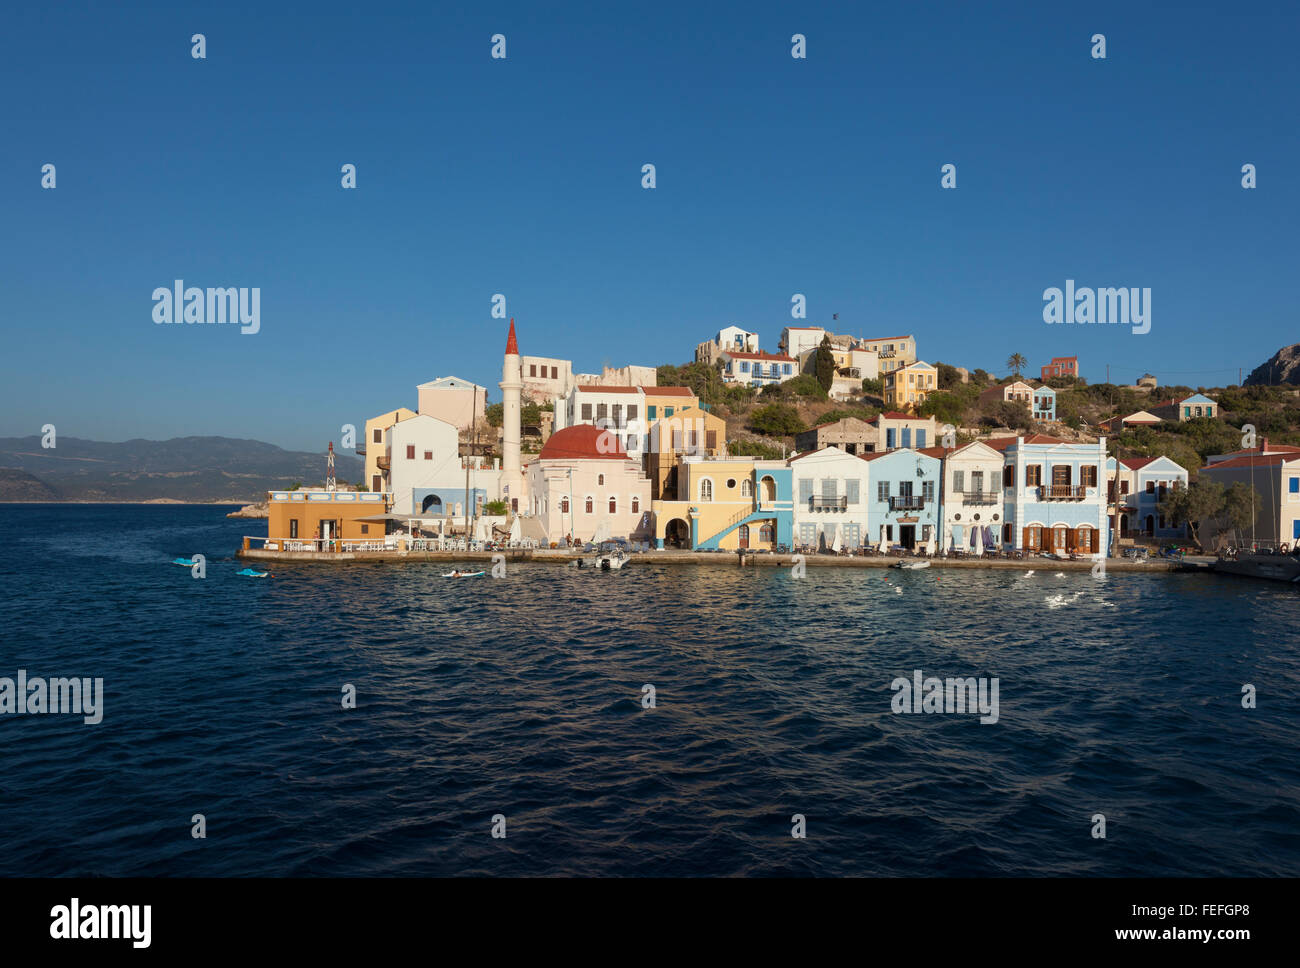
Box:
902;428;911;447
1291;478;1299;494
887;428;895;449
917;429;926;448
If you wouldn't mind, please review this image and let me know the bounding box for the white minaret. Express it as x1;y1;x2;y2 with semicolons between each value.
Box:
500;318;522;482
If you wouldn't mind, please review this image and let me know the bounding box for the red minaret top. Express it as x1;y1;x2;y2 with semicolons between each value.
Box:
505;317;519;356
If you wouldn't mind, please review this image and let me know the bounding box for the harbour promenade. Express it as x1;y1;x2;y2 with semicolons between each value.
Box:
235;543;1211;572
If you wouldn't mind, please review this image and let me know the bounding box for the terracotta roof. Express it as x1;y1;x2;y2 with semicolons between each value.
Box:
505;318;519;356
917;446;952;458
983;434;1076;452
1120;457;1157;470
1201;454;1294;471
722;350;796;362
641;386;695;396
1217;445;1300;458
861;335;913;343
537;424;630;460
870;411;919;422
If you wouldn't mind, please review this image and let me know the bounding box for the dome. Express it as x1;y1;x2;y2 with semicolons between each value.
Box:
538;424;629;460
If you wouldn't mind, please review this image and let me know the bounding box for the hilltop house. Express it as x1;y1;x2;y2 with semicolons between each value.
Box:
883;361;939;413
1040;356;1079;381
1150;393;1218;422
695;325;759;366
719;349;797;387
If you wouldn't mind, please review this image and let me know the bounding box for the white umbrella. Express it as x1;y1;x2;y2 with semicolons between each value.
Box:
508;516;522;544
974;524;984;557
939;526;949;555
879;530;889;554
830;523;842;553
473;517;489;543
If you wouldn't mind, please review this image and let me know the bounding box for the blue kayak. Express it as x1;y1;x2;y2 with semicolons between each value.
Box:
172;557;196;566
236;568;269;578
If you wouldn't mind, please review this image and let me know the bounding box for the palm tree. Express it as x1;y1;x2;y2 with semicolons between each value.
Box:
1006;353;1027;378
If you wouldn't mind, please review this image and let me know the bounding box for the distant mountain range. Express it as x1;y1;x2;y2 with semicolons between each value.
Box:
0;436;363;503
1245;343;1300;387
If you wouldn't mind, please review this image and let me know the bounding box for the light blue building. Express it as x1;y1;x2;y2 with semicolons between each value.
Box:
861;448;942;550
993;435;1109;554
1107;455;1190;539
1031;384;1057;422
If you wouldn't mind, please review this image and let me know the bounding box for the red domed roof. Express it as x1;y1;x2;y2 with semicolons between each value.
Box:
538;424;630;460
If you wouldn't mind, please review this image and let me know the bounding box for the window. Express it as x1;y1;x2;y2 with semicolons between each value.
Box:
290;519;299;539
783;364;792;374
878;481;889;502
822;478;837;498
672;429;683;450
1290;478;1299;494
971;470;983;492
1003;465;1015;488
406;445;415;460
1146;481;1155;494
424;451;432;460
529;364;537;377
585;497;593;514
700;479;713;501
1052;465;1071;486
631;497;639;514
1081;465;1097;487
361;524;369;534
740;362;750;373
1120;480;1130;495
372;475;381;492
706;430;717;450
581;403;593;420
609;497;617;513
373;428;382;443
846;479;859;503
598;474;604;486
596;403;608;420
648;406;657;420
551;366;558;379
799;479;813;502
922;481;934;503
954;470;965;492
916;429;926;448
560;497;569;513
901;428;911;448
1025;465;1042;487
628;405;638;420
886;428;896;449
612;405;623;426
665;408;674;418
742;479;753;497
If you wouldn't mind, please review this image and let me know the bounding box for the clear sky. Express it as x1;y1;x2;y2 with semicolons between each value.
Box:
2;0;1297;451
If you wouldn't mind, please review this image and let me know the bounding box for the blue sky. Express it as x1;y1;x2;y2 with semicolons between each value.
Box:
2;0;1297;451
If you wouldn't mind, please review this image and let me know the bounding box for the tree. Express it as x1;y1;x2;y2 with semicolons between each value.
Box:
935;362;961;389
918;391;964;426
1222;482;1257;533
749;403;805;437
972;368;990;384
1006;353;1028;378
483;500;509;516
983;400;1033;431
1160;481;1224;549
814;335;836;392
786;374;828;399
486;403;504;427
861;377;883;396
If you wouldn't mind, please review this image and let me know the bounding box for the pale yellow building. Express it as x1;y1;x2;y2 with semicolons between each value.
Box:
362;407;416;493
884;360;938;413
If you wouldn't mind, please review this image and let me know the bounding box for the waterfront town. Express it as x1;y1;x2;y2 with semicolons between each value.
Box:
247;320;1300;565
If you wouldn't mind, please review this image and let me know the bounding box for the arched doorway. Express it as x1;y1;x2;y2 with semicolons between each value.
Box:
421;494;443;514
664;518;691;549
738;524;750;548
760;475;776;504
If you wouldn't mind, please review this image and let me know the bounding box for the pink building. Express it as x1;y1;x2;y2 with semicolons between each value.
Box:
1040;356;1079;381
526;425;653;545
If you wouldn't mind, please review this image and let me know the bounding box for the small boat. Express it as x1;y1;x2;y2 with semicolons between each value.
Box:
893;559;931;570
172;557;196;566
1213;550;1300;583
442;570;486;578
236;568;269;578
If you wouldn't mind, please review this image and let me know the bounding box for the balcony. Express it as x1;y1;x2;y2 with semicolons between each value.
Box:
810;496;849;511
957;490;998;505
889;495;926;511
376;456;390;470
1038;484;1088;501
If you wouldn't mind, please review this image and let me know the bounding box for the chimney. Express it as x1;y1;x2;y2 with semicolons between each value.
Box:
1260;436;1269;455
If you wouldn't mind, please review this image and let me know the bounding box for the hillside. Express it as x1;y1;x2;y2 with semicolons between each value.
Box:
0;436;363;503
1245;343;1300;386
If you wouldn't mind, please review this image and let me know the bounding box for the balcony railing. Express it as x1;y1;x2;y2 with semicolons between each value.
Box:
810;496;849;511
888;495;926;511
1038;484;1088;501
957;490;998;505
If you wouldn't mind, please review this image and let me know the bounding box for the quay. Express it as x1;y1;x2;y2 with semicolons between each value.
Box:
236;542;1212;572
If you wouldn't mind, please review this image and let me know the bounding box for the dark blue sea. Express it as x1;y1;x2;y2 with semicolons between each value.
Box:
1;504;1298;877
